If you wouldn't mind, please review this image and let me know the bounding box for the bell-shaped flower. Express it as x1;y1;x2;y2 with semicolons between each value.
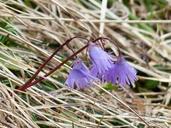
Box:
88;43;113;79
65;59;97;89
104;56;137;86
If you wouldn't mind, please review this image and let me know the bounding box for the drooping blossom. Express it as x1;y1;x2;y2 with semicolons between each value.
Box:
88;43;113;79
65;58;97;89
104;56;137;86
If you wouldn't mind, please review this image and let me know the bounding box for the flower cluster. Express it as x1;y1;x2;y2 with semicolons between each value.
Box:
65;42;137;89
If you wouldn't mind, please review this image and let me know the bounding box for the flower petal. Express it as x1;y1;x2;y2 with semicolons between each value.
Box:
88;43;113;79
65;59;97;89
104;56;137;86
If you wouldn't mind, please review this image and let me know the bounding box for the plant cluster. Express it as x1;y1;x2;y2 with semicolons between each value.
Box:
18;37;137;91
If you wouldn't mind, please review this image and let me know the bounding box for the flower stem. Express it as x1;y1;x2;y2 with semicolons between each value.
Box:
18;44;89;91
17;37;88;91
93;37;121;55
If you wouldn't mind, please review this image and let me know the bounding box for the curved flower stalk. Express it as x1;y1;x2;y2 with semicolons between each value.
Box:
65;59;98;89
17;36;138;91
18;42;89;91
88;43;113;79
104;56;137;86
17;37;89;91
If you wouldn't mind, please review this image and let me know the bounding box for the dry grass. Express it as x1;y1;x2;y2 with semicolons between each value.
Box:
0;0;171;127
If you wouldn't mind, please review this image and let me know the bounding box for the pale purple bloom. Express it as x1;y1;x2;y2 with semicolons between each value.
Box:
88;43;113;79
65;59;97;89
105;56;137;86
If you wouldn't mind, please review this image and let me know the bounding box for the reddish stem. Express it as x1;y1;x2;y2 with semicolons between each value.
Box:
18;37;117;91
17;37;88;90
18;44;89;91
95;37;121;55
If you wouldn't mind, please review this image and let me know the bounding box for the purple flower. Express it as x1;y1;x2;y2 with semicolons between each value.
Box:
65;59;97;89
88;43;113;79
105;56;137;86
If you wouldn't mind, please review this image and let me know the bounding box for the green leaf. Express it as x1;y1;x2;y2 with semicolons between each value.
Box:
144;80;159;90
103;83;118;91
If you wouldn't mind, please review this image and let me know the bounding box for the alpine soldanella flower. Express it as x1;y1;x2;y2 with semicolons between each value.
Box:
104;56;137;87
88;42;113;79
65;58;97;89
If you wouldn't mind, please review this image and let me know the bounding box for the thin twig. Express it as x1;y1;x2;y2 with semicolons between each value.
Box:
18;44;89;91
17;37;88;90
